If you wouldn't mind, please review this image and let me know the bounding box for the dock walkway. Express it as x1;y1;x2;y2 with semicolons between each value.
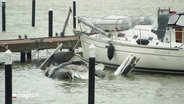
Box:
0;36;81;52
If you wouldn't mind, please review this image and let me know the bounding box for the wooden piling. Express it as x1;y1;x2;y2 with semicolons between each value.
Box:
73;0;76;30
48;9;53;37
88;44;96;104
32;0;36;27
20;52;26;63
4;49;13;104
27;50;32;61
2;0;6;31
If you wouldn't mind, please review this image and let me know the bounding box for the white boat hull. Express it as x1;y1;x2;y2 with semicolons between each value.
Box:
81;35;184;72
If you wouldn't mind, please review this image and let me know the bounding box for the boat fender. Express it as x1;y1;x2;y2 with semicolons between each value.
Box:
107;43;115;60
95;70;106;78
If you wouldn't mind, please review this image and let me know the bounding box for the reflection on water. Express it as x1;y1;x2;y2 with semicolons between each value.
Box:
0;62;184;104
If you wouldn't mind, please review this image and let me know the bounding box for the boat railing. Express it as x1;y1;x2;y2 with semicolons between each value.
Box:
113;27;184;49
114;27;157;41
78;16;184;49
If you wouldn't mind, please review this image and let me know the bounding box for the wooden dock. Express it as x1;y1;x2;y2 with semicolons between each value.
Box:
0;36;81;52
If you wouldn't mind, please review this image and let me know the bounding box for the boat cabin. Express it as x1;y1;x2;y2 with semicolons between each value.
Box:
153;8;184;44
165;13;184;43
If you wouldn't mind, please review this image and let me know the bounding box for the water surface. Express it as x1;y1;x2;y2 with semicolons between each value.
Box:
1;0;184;104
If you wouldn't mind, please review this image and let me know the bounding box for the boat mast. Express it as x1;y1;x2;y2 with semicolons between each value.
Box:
78;17;110;37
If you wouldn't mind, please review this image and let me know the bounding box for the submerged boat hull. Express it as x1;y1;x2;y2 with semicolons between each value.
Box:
81;35;184;72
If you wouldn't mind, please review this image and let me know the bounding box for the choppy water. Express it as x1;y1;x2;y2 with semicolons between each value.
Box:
1;0;184;104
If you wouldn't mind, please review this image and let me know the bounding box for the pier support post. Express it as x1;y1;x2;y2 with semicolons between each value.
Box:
32;0;36;27
27;50;32;61
2;0;6;31
73;0;76;30
20;52;26;63
88;44;96;104
48;9;53;37
4;49;13;104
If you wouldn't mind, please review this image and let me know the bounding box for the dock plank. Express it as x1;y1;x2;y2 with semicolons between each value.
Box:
0;36;81;52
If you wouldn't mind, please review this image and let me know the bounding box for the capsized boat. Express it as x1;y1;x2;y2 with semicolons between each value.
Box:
43;51;106;80
39;43;106;80
77;10;184;73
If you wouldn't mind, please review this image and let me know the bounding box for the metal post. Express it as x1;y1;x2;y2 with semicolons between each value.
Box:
32;0;36;27
88;44;96;104
73;0;76;30
48;9;53;37
20;52;26;63
4;49;13;104
2;0;6;31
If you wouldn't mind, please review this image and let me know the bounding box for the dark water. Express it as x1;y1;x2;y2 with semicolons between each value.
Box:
1;0;184;104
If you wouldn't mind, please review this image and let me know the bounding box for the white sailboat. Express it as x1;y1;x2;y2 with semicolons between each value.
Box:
77;9;184;73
